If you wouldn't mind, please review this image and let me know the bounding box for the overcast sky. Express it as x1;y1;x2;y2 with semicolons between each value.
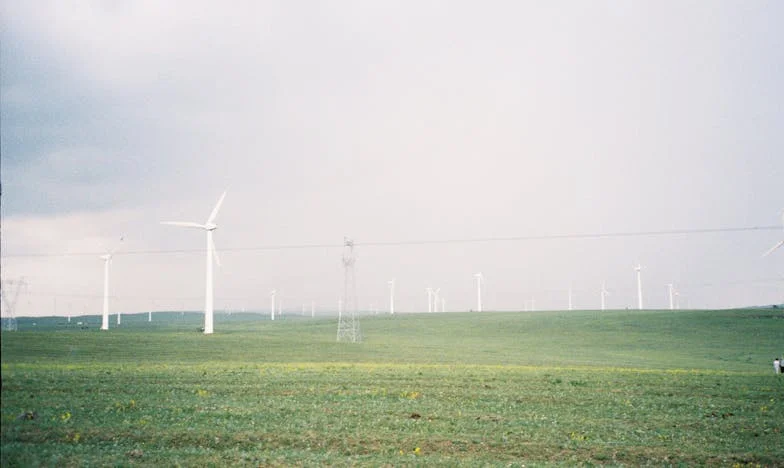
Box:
2;1;782;319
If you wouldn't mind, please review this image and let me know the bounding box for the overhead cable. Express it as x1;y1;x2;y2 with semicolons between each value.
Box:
2;225;779;258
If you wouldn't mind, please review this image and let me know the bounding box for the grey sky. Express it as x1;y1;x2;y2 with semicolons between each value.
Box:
1;1;782;318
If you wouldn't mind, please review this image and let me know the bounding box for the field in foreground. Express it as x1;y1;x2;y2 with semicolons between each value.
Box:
1;309;783;466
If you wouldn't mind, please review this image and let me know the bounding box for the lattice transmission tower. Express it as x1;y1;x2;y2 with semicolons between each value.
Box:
336;237;361;343
1;277;28;332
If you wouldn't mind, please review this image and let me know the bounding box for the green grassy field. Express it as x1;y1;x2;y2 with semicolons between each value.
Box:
2;309;783;466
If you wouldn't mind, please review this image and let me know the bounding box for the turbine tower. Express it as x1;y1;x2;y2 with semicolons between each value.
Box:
100;236;123;331
474;273;483;312
162;190;227;335
426;287;433;313
600;282;609;311
388;279;395;315
433;288;441;312
763;211;784;256
336;237;361;343
667;283;675;310
270;290;276;321
635;264;643;310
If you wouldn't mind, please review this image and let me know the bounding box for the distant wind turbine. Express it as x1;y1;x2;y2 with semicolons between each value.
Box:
635;264;643;310
161;190;227;335
100;236;123;331
667;283;675;310
270;290;276;321
763;211;784;257
426;287;433;313
474;273;483;312
388;279;395;315
600;282;609;311
433;288;441;312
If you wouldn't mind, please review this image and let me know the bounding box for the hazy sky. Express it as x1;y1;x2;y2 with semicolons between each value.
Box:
2;1;782;318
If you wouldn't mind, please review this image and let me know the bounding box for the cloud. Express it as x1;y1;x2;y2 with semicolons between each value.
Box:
1;1;782;316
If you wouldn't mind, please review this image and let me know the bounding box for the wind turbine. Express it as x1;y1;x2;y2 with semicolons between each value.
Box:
100;236;123;331
270;290;276;321
600;282;609;311
474;273;483;312
161;190;227;335
433;288;441;312
635;264;643;310
763;211;784;257
388;279;395;315
667;283;675;310
426;287;433;313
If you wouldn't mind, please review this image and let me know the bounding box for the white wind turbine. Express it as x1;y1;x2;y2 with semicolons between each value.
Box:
270;290;276;321
388;279;395;315
635;264;644;310
161;190;227;335
600;282;609;311
474;273;483;312
433;288;441;312
426;287;433;313
100;236;123;331
675;290;683;309
763;211;784;257
667;283;675;310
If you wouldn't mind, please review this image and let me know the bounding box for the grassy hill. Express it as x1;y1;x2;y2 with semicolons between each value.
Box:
2;309;782;466
4;308;782;371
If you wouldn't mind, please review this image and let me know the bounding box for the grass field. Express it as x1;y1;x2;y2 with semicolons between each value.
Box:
2;309;783;466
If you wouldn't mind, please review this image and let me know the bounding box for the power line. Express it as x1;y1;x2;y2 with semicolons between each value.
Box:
1;225;780;259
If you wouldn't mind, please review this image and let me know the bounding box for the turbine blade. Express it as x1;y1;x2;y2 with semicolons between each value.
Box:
206;190;228;225
763;240;784;257
109;235;125;256
211;236;221;267
161;221;207;229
